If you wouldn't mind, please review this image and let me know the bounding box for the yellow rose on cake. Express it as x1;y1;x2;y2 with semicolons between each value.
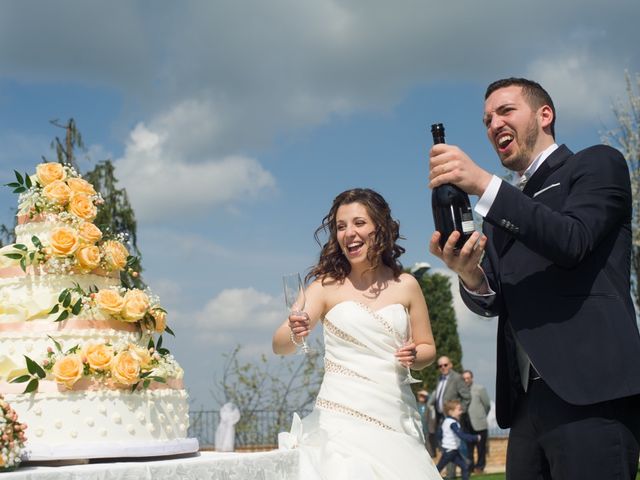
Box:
43;180;72;205
36;162;66;186
128;344;152;368
102;240;129;271
82;342;114;371
52;353;84;389
78;222;103;244
66;177;97;196
111;351;141;386
151;308;167;333
68;193;97;221
94;289;125;315
122;289;150;322
75;245;101;271
49;226;80;256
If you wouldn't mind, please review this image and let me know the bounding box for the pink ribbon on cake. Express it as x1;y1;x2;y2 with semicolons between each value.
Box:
0;377;184;394
0;266;120;279
0;318;140;333
17;214;47;225
0;266;40;278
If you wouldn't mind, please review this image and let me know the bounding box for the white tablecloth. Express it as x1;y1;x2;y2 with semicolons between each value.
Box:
3;450;299;480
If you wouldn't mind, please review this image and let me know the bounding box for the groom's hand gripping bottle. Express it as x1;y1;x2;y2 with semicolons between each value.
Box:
430;123;474;250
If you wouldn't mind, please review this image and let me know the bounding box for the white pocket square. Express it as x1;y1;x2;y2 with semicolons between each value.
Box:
533;183;560;198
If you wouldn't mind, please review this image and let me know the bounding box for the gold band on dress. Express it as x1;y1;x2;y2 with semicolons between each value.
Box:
324;357;371;382
316;397;394;431
321;318;367;348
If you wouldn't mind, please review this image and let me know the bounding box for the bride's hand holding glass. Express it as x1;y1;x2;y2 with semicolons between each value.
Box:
288;311;310;343
395;342;418;369
283;272;314;355
394;319;421;384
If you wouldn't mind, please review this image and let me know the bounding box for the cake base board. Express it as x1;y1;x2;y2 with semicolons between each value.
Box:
23;437;200;462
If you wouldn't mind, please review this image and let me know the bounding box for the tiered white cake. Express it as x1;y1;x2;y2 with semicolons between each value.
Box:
0;163;197;460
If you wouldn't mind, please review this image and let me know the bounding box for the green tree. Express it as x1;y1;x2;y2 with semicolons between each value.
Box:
411;270;463;392
83;160;143;288
47;118;84;172
602;72;640;307
0;224;13;247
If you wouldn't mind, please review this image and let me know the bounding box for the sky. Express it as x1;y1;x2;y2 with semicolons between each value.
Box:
1;0;639;412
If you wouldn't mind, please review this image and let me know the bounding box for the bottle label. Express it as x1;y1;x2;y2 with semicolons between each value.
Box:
461;220;475;233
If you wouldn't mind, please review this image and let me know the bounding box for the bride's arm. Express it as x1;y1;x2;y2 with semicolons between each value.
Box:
272;280;325;355
400;273;436;371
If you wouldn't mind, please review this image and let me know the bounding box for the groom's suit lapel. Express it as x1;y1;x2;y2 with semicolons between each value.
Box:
494;145;572;257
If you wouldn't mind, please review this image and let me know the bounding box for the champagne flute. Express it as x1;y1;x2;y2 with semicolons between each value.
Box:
282;273;312;355
396;317;421;384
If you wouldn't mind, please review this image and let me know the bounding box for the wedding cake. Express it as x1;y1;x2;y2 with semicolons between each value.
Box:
0;163;198;461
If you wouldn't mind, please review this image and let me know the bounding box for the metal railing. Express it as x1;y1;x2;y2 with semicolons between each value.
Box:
188;409;509;449
188;409;310;449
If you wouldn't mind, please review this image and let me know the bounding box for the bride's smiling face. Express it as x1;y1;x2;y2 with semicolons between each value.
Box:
335;202;376;266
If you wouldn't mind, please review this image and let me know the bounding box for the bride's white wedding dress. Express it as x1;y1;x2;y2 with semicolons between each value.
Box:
279;300;442;479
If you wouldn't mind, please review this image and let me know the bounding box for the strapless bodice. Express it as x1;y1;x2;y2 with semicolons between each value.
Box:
317;300;422;436
279;300;442;480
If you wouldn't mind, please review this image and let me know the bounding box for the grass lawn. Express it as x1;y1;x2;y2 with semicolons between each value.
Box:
470;472;640;479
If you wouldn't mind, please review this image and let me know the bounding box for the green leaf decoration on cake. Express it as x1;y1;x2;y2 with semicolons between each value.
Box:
25;355;46;379
5;170;32;194
10;355;46;393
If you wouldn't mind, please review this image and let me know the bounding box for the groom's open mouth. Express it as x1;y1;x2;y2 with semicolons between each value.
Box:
496;132;514;153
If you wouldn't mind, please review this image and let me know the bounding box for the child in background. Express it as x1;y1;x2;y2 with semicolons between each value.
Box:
436;399;481;480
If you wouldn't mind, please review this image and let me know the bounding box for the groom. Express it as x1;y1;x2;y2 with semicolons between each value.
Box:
428;77;640;479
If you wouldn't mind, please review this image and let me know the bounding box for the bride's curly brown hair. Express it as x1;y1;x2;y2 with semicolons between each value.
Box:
306;188;405;284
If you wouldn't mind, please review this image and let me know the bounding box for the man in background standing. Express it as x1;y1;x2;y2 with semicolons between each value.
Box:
462;370;491;473
428;355;470;479
429;356;471;422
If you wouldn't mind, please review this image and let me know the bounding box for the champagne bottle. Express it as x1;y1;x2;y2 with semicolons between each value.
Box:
430;123;475;249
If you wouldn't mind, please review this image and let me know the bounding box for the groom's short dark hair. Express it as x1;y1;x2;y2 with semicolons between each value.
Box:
485;77;556;138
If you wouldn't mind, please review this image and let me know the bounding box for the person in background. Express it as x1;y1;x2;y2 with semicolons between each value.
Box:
416;389;437;457
429;356;470;425
429;77;640;479
435;399;480;480
428;355;470;479
462;370;491;473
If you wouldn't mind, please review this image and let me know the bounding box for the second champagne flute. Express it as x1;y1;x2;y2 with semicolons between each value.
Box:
395;316;421;384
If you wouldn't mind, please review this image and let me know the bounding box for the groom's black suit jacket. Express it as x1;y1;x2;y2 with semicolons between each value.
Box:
461;144;640;429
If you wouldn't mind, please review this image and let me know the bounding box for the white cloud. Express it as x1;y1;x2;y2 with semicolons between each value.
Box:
3;3;638;232
4;1;637;161
0;2;154;89
195;287;284;332
527;50;626;129
114;121;276;222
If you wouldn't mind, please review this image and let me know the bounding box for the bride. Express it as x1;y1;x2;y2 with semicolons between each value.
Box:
273;188;442;479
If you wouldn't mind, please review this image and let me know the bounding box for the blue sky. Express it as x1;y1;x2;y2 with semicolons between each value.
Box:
1;0;639;408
